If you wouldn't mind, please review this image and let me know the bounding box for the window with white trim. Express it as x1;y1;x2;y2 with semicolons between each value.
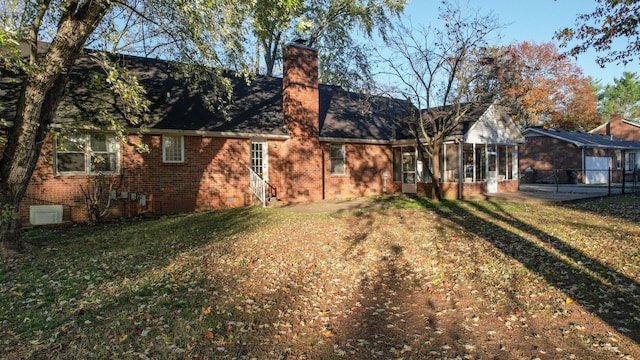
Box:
330;143;345;175
55;134;119;175
163;135;184;163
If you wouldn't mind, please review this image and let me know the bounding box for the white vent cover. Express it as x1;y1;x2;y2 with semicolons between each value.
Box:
30;205;63;225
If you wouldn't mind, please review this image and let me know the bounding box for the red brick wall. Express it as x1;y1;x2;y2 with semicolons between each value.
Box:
322;142;394;199
18;134;252;224
519;136;582;171
592;114;640;141
417;179;518;199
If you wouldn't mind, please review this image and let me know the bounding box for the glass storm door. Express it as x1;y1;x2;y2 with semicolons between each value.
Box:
250;142;268;180
486;145;498;193
402;150;417;194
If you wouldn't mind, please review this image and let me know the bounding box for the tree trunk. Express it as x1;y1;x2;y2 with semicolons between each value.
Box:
430;150;442;200
0;1;109;253
262;31;281;77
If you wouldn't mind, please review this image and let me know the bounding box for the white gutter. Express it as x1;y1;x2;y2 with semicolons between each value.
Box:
48;123;291;140
136;128;290;140
318;136;394;145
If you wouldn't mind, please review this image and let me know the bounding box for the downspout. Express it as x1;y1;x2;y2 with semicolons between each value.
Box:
458;141;463;200
443;143;447;182
516;144;519;190
581;147;585;183
321;145;325;200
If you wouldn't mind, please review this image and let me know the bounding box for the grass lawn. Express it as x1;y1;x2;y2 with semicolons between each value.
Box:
1;195;639;359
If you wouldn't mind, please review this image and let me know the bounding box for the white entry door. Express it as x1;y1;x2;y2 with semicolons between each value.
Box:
402;151;417;194
250;142;268;180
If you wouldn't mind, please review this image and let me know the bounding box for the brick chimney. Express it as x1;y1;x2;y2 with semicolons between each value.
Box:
283;42;319;138
608;113;623;135
276;42;323;203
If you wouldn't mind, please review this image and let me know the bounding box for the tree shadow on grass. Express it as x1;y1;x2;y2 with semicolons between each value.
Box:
417;198;640;344
1;208;266;335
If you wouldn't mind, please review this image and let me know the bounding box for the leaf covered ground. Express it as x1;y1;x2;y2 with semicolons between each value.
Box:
1;195;639;359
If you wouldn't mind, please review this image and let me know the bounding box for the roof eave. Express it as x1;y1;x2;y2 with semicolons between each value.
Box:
138;128;290;140
523;128;640;149
48;123;291;140
319;136;393;145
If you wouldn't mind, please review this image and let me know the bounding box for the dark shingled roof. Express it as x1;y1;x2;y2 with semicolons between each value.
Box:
523;127;640;149
1;46;415;141
1;49;288;136
319;85;410;141
393;103;496;140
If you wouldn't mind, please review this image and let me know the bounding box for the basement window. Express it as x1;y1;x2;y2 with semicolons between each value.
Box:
163;135;184;163
55;133;119;175
330;143;345;175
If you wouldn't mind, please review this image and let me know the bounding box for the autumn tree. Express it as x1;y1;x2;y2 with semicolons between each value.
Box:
493;41;601;130
379;1;501;200
555;0;640;66
548;78;602;131
251;0;406;90
0;0;299;253
597;72;640;120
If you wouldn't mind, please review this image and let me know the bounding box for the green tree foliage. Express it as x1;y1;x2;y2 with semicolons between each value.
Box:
250;0;407;91
0;0;297;252
555;0;640;66
597;72;640;120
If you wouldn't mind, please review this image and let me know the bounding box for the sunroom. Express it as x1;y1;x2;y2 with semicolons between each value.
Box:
392;103;525;199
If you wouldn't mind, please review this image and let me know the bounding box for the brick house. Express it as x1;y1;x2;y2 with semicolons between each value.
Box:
591;114;640;141
590;114;640;172
519;127;640;184
1;43;524;225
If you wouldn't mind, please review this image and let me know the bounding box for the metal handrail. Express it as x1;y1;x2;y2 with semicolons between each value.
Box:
266;181;277;200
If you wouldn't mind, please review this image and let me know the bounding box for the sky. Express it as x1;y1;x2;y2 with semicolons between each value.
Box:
399;0;635;86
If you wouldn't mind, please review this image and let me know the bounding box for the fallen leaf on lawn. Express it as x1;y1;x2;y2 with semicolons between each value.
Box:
322;328;335;337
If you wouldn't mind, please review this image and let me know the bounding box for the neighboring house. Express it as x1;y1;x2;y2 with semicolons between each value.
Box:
1;43;524;225
591;114;640;141
519;127;640;184
591;114;640;172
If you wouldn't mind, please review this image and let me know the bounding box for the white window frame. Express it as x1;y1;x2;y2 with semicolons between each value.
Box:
330;143;345;175
162;135;184;163
55;133;119;175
